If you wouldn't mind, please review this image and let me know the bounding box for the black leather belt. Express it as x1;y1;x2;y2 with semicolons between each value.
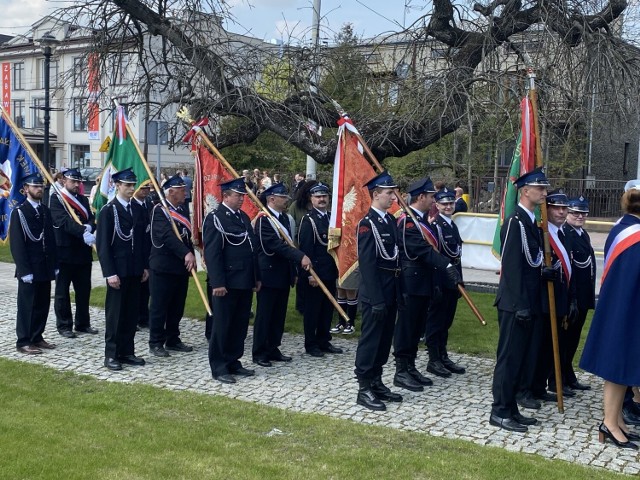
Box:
378;266;401;277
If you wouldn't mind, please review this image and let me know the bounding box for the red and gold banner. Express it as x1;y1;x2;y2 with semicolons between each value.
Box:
87;54;100;140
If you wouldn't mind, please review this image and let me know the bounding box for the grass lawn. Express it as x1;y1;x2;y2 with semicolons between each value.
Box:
0;358;624;480
0;241;13;262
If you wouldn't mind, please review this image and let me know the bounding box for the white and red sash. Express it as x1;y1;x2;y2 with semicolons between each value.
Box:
601;223;640;285
548;226;571;284
169;208;192;232
256;211;293;243
59;188;89;222
397;212;439;250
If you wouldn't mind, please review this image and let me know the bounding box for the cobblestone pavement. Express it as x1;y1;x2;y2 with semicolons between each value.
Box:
0;263;637;475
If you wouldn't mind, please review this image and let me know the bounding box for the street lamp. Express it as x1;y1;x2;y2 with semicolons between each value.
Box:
37;32;60;175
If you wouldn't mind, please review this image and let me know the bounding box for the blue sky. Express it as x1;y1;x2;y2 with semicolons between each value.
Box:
0;0;430;40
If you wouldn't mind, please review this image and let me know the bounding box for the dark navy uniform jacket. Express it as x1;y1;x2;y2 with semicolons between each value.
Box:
255;211;304;289
96;199;148;279
297;208;338;282
149;203;194;276
50;190;95;264
562;224;596;310
397;208;449;297
431;213;463;290
495;206;544;314
203;203;260;290
540;224;571;318
357;208;402;307
9;200;57;281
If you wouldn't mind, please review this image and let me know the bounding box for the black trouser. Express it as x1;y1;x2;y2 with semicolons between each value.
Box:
354;301;397;379
205;280;213;341
301;279;335;352
209;288;253;376
393;294;429;360
148;270;189;347
252;286;290;361
55;262;92;331
138;277;150;326
560;307;589;385
517;309;546;398
16;279;51;348
104;276;141;358
491;309;539;418
425;288;459;355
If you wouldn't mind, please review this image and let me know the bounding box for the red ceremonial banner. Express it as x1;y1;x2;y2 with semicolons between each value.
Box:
2;63;10;113
192;141;259;248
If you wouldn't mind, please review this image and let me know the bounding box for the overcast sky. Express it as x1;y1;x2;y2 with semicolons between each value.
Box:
0;0;430;41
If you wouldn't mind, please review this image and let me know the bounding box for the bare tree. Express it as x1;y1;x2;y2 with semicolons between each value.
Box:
56;0;638;165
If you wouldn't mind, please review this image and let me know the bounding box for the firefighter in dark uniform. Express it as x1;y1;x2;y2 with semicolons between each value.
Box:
561;196;595;391
96;168;149;370
425;187;466;378
524;190;572;405
393;178;457;392
148;174;197;357
203;178;261;384
297;182;343;357
354;171;405;411
490;167;558;432
132;183;153;328
50;167;98;338
10;172;58;354
252;182;311;367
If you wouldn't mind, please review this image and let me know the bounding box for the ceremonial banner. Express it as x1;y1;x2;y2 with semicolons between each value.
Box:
92;106;150;219
328;117;376;283
87;54;100;141
192;140;259;248
0;113;38;241
491;97;536;258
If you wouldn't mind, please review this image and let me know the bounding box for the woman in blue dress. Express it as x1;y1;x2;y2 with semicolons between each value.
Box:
580;180;640;449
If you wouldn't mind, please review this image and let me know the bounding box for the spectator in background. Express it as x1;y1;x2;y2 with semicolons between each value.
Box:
261;171;272;191
454;187;468;213
89;176;101;207
252;169;261;192
160;172;168;187
292;173;306;196
48;172;65;206
242;169;255;192
182;169;193;214
273;173;281;184
428;181;446;221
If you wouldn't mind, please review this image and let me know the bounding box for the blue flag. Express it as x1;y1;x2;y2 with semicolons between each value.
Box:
0;115;38;242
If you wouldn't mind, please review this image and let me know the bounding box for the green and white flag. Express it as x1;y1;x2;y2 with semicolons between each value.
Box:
92;106;150;219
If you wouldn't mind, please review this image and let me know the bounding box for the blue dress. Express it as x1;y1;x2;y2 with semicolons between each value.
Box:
579;214;640;385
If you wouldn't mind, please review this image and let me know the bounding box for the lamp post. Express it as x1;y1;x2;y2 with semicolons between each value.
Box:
38;32;59;175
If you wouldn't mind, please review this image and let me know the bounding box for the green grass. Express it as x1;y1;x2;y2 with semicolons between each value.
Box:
0;242;13;262
0;358;625;480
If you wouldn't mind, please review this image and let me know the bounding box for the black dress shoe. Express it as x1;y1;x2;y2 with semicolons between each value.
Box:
118;355;146;366
568;381;591;391
549;386;576;398
58;330;77;339
441;356;466;374
214;374;237;384
513;413;538;426
34;340;56;350
407;366;433;386
517;394;541;410
533;391;557;402
321;344;343;354
371;378;403;402
165;342;193;352
254;359;273;367
149;346;171;357
426;360;451;378
232;367;255;377
104;358;123;371
17;345;43;355
599;423;639;449
393;371;424;392
489;414;528;433
270;351;292;362
622;407;640;426
306;349;325;358
357;388;386;411
75;326;99;335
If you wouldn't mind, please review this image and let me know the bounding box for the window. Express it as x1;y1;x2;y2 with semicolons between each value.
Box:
73;98;87;131
70;144;90;168
147;120;169;145
39;59;59;88
109;53;133;86
13;99;25;127
32;98;45;128
73;57;86;87
13;62;24;90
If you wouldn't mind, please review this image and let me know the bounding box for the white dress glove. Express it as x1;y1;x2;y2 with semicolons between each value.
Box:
84;224;92;233
21;274;34;284
83;232;96;246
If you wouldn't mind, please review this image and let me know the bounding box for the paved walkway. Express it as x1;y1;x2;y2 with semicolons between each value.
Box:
0;262;636;475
